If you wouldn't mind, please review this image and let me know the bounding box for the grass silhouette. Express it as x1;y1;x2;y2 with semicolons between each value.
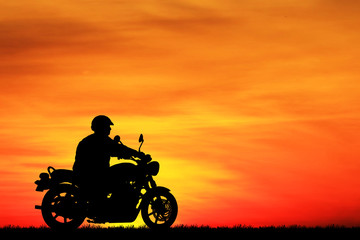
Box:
1;224;359;237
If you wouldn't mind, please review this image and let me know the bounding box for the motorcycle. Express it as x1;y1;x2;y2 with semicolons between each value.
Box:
34;134;178;230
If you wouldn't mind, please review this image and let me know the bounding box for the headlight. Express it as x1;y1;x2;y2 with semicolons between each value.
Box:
147;161;160;176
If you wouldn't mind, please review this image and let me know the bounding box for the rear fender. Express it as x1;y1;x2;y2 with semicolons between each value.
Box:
49;183;79;194
35;168;74;192
50;169;74;184
35;183;79;210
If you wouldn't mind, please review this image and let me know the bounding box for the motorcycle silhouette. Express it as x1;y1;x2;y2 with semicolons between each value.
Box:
34;134;178;230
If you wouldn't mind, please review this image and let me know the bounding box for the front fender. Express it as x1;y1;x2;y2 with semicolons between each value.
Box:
141;186;171;207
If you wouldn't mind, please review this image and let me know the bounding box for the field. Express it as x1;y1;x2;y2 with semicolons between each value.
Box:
1;225;359;237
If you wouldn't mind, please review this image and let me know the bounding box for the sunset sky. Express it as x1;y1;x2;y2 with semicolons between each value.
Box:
1;0;360;227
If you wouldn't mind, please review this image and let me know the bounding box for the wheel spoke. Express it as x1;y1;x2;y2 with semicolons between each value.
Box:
142;191;177;228
150;198;170;224
42;187;86;229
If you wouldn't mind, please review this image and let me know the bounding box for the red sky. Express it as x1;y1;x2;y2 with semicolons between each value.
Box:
1;0;360;227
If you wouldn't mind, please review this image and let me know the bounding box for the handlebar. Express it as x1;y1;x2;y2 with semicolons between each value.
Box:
114;134;151;163
129;154;152;163
117;153;152;163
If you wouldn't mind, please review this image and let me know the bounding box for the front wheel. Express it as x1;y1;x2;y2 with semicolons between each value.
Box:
141;188;178;229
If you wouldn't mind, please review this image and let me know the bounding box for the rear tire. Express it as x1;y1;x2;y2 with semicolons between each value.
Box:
41;184;85;230
141;188;178;229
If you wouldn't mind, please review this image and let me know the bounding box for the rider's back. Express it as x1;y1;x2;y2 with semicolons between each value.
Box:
73;133;115;178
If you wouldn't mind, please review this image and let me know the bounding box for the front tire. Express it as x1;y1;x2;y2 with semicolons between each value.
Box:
141;188;178;229
41;184;85;230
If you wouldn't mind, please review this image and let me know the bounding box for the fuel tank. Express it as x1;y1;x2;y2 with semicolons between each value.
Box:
108;163;139;182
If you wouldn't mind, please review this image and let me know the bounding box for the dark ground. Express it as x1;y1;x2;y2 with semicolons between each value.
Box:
1;225;360;238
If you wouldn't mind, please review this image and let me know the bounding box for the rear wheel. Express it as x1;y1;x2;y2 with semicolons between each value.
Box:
41;184;85;230
141;188;178;229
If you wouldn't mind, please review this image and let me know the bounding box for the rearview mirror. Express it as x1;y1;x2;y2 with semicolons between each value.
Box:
139;134;144;143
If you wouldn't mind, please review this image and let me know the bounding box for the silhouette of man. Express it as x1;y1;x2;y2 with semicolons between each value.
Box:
73;115;144;205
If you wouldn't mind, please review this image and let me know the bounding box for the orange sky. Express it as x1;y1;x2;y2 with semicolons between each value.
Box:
1;0;360;227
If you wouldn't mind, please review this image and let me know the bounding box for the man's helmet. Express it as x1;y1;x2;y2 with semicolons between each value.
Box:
91;115;114;131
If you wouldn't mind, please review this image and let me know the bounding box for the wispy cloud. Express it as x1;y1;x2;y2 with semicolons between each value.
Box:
1;0;360;227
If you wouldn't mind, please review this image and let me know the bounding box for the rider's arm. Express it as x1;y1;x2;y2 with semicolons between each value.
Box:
108;138;144;159
117;144;144;159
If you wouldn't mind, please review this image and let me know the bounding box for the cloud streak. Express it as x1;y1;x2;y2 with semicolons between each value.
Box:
1;0;360;227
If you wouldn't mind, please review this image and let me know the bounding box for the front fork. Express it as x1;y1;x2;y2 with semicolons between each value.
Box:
148;176;157;189
146;177;166;213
